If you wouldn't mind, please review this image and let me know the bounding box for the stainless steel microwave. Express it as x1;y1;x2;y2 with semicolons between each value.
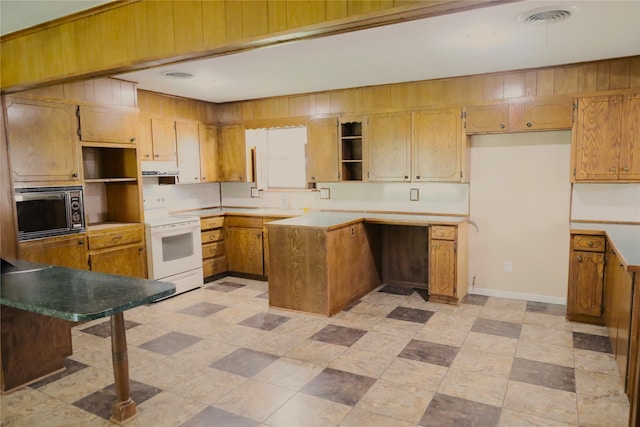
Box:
15;186;85;241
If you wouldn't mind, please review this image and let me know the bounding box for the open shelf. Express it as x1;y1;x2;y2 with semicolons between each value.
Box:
339;119;364;181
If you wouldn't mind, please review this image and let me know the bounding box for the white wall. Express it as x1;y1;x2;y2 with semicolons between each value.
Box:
571;183;640;222
221;181;469;215
142;179;221;211
468;131;572;304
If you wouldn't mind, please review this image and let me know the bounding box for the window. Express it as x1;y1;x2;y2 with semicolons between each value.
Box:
245;126;307;189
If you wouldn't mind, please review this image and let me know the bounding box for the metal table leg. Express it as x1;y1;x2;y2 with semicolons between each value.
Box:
109;312;137;424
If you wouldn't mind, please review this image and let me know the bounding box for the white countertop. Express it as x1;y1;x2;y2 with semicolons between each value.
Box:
571;222;640;272
267;211;467;228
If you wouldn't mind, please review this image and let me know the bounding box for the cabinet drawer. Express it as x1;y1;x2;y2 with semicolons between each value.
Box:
226;216;263;228
202;241;225;259
573;235;605;252
203;256;227;277
201;216;224;230
202;229;224;243
431;226;456;240
88;226;143;250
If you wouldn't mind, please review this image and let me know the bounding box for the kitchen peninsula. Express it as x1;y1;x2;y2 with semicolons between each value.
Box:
266;212;468;316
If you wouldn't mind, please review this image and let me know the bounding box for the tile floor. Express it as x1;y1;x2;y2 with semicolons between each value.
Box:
0;278;631;427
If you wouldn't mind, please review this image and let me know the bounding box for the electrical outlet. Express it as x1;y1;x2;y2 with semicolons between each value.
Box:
504;261;512;272
319;188;330;199
410;188;419;201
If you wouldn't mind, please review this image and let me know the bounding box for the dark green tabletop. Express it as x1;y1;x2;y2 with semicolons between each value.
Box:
1;261;175;322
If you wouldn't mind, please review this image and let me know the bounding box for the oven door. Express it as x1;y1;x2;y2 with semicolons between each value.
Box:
147;221;203;280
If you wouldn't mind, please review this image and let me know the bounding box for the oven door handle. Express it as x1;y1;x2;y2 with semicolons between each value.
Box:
152;223;199;236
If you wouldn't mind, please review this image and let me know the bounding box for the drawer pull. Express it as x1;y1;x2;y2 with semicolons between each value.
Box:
112;235;123;242
577;255;583;263
587;240;593;247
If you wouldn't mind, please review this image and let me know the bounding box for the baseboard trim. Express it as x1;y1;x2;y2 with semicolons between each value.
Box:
469;287;566;305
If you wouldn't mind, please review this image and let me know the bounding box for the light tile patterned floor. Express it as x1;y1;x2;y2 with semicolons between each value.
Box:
0;278;631;427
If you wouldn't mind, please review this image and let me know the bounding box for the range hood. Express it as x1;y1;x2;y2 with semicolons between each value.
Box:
141;161;179;176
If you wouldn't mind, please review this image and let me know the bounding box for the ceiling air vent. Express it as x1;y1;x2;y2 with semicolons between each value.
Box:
521;8;572;24
163;71;194;79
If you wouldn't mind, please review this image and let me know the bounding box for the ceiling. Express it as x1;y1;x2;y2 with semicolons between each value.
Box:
3;1;639;103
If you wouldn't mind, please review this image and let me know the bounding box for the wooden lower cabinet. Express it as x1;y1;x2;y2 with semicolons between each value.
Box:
428;224;467;304
87;224;146;278
201;215;226;279
226;216;264;276
566;234;606;324
19;234;88;270
268;222;379;316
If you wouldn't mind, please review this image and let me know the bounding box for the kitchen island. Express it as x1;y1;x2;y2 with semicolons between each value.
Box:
266;212;468;316
0;260;175;424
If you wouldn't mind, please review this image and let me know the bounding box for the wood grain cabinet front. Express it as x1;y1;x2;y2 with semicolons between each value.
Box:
368;112;411;182
428;224;468;305
77;105;138;144
19;234;88;270
201;215;226;279
6;97;81;183
573;94;640;181
226;222;264;276
307;117;339;183
87;224;146;278
566;240;605;324
464;98;573;134
219;124;246;182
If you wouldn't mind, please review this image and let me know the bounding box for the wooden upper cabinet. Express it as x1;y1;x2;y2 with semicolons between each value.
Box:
413;108;463;182
6;97;80;183
464;104;509;134
521;98;573;131
219;124;246;182
464;98;573;134
150;118;177;162
176;121;201;183
307;117;339;182
136;116;153;161
619;94;640;180
368;112;411;181
77;105;137;144
199;124;219;183
562;92;638;182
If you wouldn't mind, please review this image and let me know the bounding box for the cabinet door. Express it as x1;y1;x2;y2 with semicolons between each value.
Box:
574;96;622;180
226;228;263;275
19;234;88;270
199;124;220;182
429;240;456;297
89;244;146;278
78;105;137;144
307;117;339;182
151;118;177;161
613;260;633;385
6;98;80;183
619;94;640;180
567;251;604;318
176;121;201;183
413;108;462;182
137;116;153;161
219;124;246;181
463;104;509;134
522;98;574;131
603;249;619;354
368;112;411;181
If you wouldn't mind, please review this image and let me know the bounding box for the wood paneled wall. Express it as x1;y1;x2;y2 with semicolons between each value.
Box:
13;78;138;108
0;0;499;93
218;56;640;124
137;90;218;124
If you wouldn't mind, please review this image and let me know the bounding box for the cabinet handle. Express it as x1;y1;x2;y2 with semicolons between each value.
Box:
311;176;315;181
72;172;78;178
416;175;421;179
587;240;593;247
78;239;84;245
623;166;629;172
194;177;198;181
112;235;122;242
138;247;143;252
577;255;583;263
202;177;206;180
130;137;136;143
154;154;159;158
500;123;505;129
526;122;532;128
609;167;617;172
145;154;150;158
